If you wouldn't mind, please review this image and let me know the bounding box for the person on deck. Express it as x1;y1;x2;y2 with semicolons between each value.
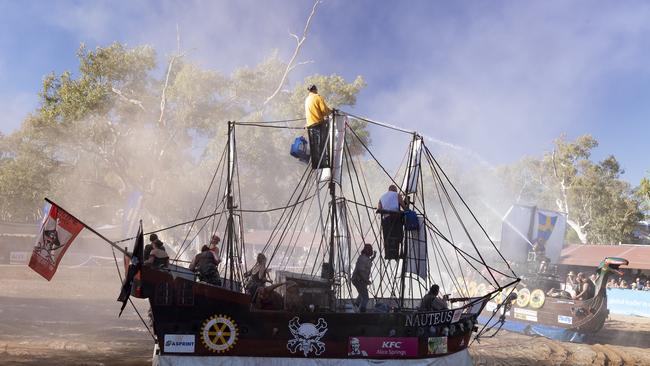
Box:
145;239;169;268
564;271;578;297
377;185;407;260
253;281;296;311
189;245;221;286
209;234;221;265
145;233;164;260
352;244;376;313
531;237;550;273
573;272;595;300
304;84;331;169
245;253;271;298
420;284;448;311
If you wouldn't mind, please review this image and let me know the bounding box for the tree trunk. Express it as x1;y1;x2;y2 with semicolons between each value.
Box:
567;218;588;244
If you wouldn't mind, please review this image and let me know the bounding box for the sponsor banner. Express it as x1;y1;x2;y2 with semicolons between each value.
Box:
607;289;650;318
513;307;538;322
557;315;573;325
427;336;448;355
9;251;29;265
347;337;418;358
28;203;85;281
164;334;196;353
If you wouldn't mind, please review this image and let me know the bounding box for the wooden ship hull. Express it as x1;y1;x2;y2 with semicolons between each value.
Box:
480;292;608;339
142;265;487;360
478;257;627;341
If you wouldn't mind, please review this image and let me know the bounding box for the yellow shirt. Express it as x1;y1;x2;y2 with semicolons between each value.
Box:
304;92;331;127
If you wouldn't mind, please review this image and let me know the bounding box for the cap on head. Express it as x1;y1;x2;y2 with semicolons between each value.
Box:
149;233;158;242
308;84;317;92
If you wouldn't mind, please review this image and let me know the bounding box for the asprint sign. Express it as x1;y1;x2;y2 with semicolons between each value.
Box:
164;334;196;353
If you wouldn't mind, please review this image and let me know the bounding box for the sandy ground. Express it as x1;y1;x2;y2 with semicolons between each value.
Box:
2;265;650;366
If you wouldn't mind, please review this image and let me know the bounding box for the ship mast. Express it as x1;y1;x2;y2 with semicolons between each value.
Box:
226;121;236;290
328;111;338;282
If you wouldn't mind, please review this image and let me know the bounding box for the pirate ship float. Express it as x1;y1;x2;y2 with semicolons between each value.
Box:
37;111;520;365
476;206;629;341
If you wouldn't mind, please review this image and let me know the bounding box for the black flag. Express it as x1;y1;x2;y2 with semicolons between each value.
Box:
117;222;143;317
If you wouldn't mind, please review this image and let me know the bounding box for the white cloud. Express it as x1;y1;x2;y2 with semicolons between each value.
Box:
357;2;650;166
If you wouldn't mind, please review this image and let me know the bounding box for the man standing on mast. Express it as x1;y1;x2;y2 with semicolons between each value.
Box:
377;185;407;260
304;84;331;169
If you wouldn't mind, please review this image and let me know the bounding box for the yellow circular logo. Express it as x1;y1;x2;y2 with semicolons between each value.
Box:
201;314;238;353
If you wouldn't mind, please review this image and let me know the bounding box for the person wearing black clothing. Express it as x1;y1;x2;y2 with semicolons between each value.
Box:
420;284;448;311
190;245;221;286
245;253;271;298
144;238;169;268
145;233;164;261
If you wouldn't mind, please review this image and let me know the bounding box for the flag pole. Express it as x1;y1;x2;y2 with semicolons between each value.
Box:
44;198;131;257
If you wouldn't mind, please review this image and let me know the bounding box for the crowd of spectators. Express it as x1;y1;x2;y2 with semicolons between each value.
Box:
606;276;650;291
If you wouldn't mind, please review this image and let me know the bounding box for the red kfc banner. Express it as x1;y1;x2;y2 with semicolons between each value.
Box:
28;202;85;281
347;337;418;358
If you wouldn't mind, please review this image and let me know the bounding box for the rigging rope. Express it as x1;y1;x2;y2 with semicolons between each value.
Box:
342;111;414;135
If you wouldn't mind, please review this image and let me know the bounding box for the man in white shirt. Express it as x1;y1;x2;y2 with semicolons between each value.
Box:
377;185;407;259
377;185;407;213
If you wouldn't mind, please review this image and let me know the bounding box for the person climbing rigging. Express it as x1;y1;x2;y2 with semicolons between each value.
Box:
304;84;331;169
352;244;376;313
377;185;407;260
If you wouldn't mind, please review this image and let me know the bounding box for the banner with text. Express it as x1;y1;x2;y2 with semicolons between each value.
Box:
347;337;418;358
607;289;650;318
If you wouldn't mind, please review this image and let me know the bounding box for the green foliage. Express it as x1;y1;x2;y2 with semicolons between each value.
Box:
635;177;650;216
0;43;367;227
498;134;644;244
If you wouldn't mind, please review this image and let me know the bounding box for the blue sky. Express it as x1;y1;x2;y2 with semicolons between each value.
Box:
1;0;649;185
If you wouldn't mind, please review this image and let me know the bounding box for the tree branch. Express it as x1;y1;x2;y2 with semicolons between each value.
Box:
159;24;189;126
111;87;146;111
263;0;321;106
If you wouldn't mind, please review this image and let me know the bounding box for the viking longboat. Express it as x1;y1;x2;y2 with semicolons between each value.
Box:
478;257;628;342
42;111;519;364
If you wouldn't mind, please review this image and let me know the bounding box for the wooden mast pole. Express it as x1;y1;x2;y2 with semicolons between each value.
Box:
328;111;338;308
226;121;235;290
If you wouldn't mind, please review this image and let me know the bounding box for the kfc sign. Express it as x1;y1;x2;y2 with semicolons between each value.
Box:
348;337;418;358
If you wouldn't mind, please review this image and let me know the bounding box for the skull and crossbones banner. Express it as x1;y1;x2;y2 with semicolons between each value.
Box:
28;202;85;281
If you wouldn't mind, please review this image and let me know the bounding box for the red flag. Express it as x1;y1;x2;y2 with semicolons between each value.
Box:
28;202;85;281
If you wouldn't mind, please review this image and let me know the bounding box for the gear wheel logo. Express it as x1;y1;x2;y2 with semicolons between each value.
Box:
201;314;238;353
